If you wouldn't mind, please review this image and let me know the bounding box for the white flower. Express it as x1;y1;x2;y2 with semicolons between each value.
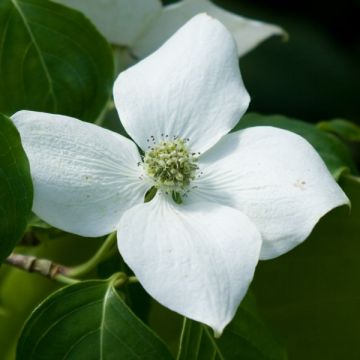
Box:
53;0;284;59
13;14;348;335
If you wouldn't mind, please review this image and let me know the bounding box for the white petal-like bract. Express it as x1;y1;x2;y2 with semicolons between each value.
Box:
117;195;261;335
12;111;148;237
53;0;161;46
133;0;284;58
114;14;249;154
190;126;349;259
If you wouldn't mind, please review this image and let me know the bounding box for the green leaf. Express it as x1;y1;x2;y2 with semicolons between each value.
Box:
0;0;114;121
252;176;360;359
318;119;360;142
177;293;287;360
234;113;358;179
0;113;33;262
17;280;173;360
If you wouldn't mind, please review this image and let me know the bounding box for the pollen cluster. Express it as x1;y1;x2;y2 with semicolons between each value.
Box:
143;138;198;193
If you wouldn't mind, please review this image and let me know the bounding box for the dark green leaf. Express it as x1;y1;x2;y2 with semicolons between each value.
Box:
17;280;173;360
0;0;114;121
0;113;33;262
318;119;360;142
177;293;287;360
234;113;357;179
252;176;360;359
97;251;152;324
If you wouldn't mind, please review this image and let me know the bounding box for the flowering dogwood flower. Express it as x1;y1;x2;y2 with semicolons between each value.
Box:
54;0;284;59
13;14;348;335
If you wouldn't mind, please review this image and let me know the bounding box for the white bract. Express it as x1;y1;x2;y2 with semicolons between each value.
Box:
13;15;348;335
54;0;284;59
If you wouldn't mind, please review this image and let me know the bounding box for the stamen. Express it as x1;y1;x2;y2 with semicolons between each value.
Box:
143;138;199;199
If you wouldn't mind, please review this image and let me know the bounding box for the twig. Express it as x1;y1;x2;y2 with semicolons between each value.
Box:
4;253;78;285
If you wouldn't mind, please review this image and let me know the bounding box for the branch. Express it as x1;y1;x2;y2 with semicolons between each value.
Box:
4;253;79;285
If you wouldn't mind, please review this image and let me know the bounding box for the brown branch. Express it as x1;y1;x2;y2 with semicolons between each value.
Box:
5;253;69;280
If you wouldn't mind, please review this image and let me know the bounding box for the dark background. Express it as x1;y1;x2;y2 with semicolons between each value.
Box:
164;0;360;124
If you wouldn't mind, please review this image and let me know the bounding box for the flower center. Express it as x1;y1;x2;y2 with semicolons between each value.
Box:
143;138;198;196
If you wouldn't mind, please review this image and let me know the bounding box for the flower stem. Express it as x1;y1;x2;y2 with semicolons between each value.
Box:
65;232;117;278
4;253;78;285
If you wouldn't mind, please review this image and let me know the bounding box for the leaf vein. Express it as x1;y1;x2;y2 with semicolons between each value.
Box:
10;0;57;110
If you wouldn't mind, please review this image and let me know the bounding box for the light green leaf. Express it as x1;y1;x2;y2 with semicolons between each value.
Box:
17;280;173;360
177;293;286;360
252;176;360;359
0;0;113;121
235;113;358;179
318;118;360;142
0;113;33;262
